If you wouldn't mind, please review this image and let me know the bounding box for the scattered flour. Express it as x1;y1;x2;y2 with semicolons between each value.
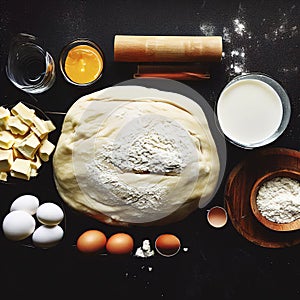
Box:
233;19;246;36
222;27;231;43
277;66;299;79
263;7;299;41
256;176;300;224
228;47;247;75
197;4;297;79
221;5;251;77
199;23;216;36
222;33;249;76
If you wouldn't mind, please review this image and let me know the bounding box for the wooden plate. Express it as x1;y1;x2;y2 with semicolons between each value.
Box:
250;169;300;232
224;147;300;248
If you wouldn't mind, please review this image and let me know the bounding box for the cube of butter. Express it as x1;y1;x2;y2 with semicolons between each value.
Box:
30;168;38;177
12;136;24;159
31;115;49;139
30;155;42;170
44;120;56;132
0;131;15;149
31;116;56;139
8;116;30;135
15;132;40;160
0;149;13;172
0;107;10;130
11;102;35;126
10;158;32;180
0;171;8;182
12;147;24;159
38;139;55;162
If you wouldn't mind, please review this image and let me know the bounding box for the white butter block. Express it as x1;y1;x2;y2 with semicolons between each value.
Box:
44;120;56;132
30;168;38;177
0;107;10;130
0;131;15;149
15;132;41;160
12;147;23;159
31;115;49;139
10;158;32;180
31;117;56;140
8;115;30;135
0;171;7;181
11;102;35;126
30;155;42;170
39;139;55;162
0;149;13;172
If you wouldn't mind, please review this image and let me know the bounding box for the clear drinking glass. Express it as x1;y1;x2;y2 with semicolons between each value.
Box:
6;33;56;94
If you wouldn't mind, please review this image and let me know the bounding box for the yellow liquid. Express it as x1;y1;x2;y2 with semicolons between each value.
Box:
64;45;103;84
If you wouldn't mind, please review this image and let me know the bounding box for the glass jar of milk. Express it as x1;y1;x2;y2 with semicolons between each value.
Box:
216;73;291;149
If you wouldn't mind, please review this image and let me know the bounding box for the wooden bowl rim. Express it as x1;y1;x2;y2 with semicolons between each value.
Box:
250;169;300;232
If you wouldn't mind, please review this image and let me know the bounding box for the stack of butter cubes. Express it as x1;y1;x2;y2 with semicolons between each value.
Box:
0;102;56;181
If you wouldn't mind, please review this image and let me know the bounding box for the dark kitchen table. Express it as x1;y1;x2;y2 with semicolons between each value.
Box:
0;0;299;299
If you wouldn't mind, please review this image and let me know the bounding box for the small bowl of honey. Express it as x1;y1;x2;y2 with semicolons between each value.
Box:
59;39;104;86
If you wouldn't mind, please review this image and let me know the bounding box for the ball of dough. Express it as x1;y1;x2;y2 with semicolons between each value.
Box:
53;85;220;226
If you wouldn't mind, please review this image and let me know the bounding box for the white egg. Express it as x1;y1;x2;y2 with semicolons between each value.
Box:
10;195;40;215
2;210;36;241
36;202;64;225
32;225;64;249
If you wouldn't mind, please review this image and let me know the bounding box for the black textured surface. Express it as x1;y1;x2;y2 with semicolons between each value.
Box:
0;1;299;299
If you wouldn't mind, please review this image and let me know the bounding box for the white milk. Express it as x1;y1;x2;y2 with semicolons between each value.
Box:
217;79;283;146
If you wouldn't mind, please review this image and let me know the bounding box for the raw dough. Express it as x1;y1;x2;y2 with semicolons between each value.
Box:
53;85;220;226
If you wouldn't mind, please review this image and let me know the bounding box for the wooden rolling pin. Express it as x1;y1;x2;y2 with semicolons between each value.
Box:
114;35;223;62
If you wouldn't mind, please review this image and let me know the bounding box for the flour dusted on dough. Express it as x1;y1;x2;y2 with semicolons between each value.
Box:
256;176;300;223
91;115;195;211
104;115;194;175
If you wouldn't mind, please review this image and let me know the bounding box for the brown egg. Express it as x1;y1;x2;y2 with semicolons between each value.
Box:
76;229;107;253
106;233;134;255
155;234;181;257
207;206;228;228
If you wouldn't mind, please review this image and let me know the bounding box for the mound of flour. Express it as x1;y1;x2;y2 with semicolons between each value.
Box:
256;176;300;223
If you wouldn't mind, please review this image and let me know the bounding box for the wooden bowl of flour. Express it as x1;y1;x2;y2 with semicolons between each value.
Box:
250;169;300;232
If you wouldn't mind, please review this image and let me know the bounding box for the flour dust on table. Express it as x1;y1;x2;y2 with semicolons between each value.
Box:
199;3;299;79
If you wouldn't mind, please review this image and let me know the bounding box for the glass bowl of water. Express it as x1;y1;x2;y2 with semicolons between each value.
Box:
5;33;56;94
